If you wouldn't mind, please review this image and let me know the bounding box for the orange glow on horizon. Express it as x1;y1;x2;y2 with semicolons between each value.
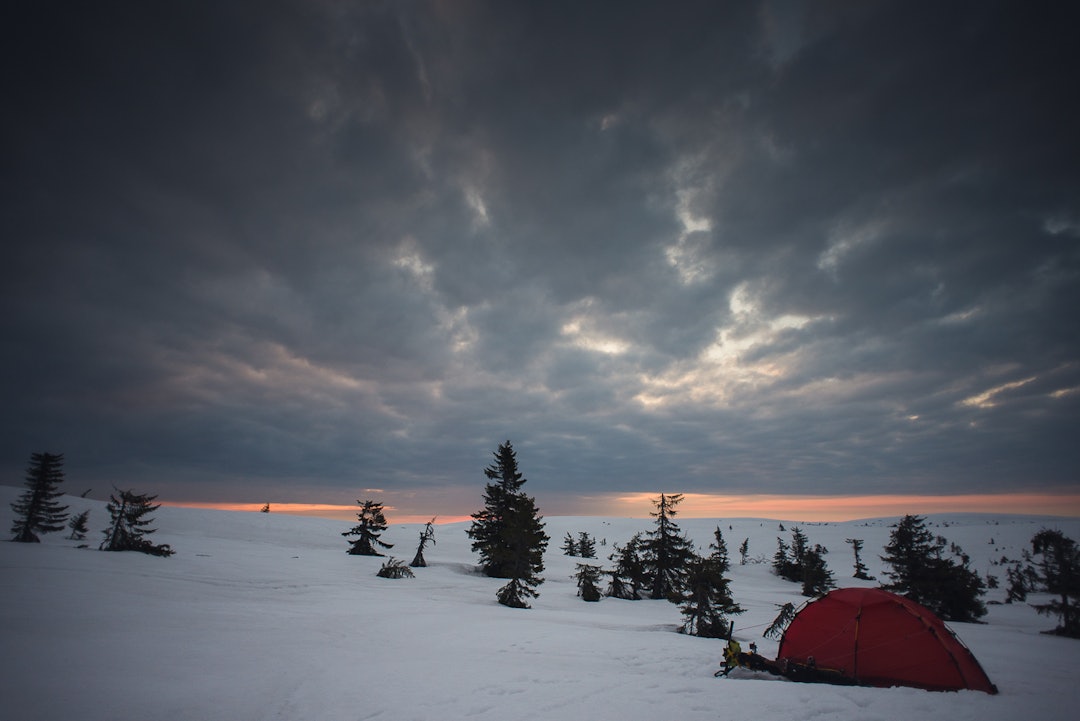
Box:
610;492;1080;520
160;492;1080;523
158;501;471;524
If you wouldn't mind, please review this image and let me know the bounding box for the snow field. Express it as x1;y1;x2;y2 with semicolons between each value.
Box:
2;489;1078;721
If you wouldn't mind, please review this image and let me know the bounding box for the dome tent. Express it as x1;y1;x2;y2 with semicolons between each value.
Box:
776;587;997;694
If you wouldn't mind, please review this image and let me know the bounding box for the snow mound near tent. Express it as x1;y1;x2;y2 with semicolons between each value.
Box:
2;487;1078;721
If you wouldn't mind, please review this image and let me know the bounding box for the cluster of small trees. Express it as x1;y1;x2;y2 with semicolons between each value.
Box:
344;442;549;609
342;500;437;579
771;526;835;597
561;531;598;558
1003;528;1080;638
575;493;743;638
9;452;173;557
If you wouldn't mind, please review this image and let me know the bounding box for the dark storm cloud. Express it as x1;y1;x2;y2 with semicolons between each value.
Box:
2;1;1078;508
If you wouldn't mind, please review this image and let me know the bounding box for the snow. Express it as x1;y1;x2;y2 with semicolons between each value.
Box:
2;488;1079;721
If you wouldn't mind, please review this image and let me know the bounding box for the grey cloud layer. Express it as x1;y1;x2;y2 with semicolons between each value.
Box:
2;1;1078;504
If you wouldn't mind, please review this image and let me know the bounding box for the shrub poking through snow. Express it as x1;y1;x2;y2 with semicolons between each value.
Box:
377;558;415;579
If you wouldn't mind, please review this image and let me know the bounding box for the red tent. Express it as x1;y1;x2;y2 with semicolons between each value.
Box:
776;587;997;694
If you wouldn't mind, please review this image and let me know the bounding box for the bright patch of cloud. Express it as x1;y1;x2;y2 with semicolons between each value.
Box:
1050;385;1079;399
1043;215;1080;237
635;283;825;409
440;305;478;355
665;173;718;285
464;185;490;228
392;237;436;291
937;306;981;325
961;376;1037;409
817;217;889;276
560;301;630;355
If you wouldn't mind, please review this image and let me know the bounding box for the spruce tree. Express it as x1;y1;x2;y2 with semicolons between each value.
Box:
606;533;647;599
642;493;695;600
677;554;743;638
343;500;393;556
880;514;985;622
846;537;874;580
772;537;795;580
1028;529;1080;637
789;526;809;573
10;451;69;542
800;544;835;597
496;577;537;609
67;510;90;541
738;538;749;565
561;532;578;557
709;526;730;573
577;531;597;559
677;526;743;637
574;563;603;602
466;441;549;607
100;489;174;556
410;518;436;567
1005;561;1029;603
880;514;941;591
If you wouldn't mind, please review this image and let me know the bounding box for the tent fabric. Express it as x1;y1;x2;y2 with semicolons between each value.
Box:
777;587;997;694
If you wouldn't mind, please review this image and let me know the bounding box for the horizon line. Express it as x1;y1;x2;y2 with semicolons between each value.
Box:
156;491;1080;524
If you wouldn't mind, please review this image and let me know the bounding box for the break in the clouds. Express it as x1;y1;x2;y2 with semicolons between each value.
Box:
2;1;1078;511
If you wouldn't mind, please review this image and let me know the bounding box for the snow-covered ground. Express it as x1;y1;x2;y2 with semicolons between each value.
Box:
2;487;1078;721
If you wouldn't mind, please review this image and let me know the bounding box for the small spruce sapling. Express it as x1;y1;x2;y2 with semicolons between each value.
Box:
772;537;794;579
343;499;393;556
410;518;436;567
67;510;90;540
496;577;538;609
574;563;603;602
606;534;647;599
562;531;578;557
801;544;835;597
846;538;874;580
577;531;597;559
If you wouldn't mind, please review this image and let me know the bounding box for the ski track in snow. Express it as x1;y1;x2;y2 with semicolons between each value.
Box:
2;488;1079;721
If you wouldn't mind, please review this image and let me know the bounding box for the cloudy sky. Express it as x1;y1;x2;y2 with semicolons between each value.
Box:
3;1;1078;520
